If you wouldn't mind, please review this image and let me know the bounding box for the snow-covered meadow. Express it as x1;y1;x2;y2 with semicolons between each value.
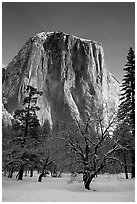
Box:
2;172;135;202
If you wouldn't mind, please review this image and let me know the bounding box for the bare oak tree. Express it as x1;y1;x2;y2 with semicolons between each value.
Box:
56;101;124;190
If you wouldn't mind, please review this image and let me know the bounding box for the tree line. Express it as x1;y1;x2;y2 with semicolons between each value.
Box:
2;47;135;190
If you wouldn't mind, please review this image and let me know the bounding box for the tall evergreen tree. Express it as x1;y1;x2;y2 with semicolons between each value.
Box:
13;85;43;145
13;85;43;180
119;47;135;128
118;47;135;178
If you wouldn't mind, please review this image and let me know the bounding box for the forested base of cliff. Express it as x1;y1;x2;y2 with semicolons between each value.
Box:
2;172;135;202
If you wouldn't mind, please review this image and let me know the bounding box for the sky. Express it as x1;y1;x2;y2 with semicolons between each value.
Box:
2;2;135;82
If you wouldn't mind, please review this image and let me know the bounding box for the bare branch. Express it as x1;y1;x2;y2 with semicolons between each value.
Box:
55;136;85;161
105;144;119;157
75;140;85;156
95;116;116;150
107;157;123;166
102;116;116;137
86;137;96;146
84;116;91;134
98;117;104;137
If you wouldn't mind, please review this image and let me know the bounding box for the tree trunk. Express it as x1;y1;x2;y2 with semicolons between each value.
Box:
84;179;91;190
38;163;48;182
123;150;128;179
83;171;92;190
38;172;44;182
9;167;14;178
83;159;106;190
25;170;27;176
51;166;57;177
57;171;63;178
3;170;7;177
131;149;135;178
8;171;10;178
38;167;45;182
94;147;98;177
30;169;33;177
8;167;14;178
93;159;98;177
17;165;24;180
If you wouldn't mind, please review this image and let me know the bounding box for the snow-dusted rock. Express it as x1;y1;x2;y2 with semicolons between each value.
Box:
2;31;120;126
2;104;13;126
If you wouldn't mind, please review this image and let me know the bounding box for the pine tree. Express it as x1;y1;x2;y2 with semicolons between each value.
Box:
13;85;43;180
119;47;135;128
14;85;43;145
118;47;135;178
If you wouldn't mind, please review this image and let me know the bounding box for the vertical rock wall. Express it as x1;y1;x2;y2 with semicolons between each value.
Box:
2;31;120;126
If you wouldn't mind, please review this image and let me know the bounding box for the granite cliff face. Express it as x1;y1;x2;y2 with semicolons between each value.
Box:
2;31;120;126
2;104;13;126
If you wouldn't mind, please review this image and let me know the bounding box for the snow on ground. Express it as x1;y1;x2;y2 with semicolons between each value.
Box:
2;172;135;202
